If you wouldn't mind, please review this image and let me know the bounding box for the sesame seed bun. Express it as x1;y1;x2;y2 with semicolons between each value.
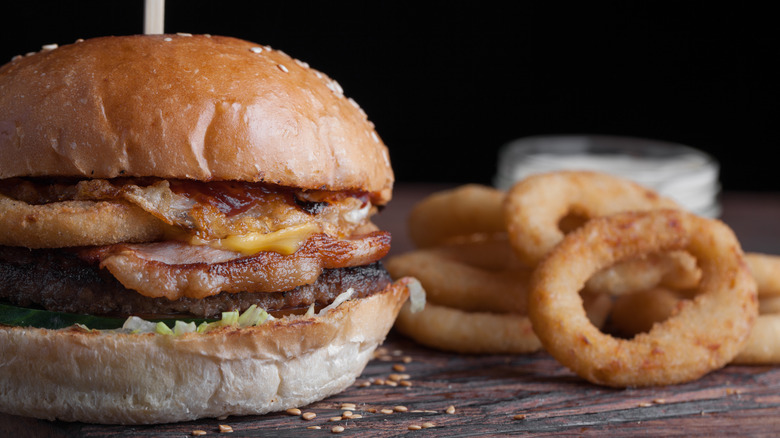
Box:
0;278;410;425
0;34;393;203
0;34;407;425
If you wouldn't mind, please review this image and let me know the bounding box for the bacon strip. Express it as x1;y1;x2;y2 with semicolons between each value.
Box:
79;232;391;300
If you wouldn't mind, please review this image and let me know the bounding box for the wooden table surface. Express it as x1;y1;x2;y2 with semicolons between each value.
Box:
3;183;780;437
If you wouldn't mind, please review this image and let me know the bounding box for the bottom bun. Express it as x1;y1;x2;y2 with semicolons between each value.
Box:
0;278;411;425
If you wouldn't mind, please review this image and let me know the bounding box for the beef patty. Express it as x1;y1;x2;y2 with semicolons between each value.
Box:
0;246;392;319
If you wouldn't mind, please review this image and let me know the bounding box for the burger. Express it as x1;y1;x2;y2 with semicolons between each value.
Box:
0;34;419;424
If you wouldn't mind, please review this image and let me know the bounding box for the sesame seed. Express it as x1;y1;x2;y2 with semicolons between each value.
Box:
513;414;527;420
75;38;84;43
164;37;172;42
400;381;413;387
192;431;207;436
357;381;371;387
385;381;398;387
286;408;302;416
422;422;435;429
250;47;263;54
373;378;386;385
653;398;667;404
342;411;353;418
277;64;289;73
351;414;363;419
371;132;380;143
637;402;653;408
392;364;406;372
218;424;233;433
393;406;408;413
302;412;317;420
402;356;413;363
367;408;378;413
380;409;394;415
331;425;345;434
307;426;321;430
326;80;344;95
42;44;58;51
11;55;22;62
348;97;360;108
340;403;356;409
408;425;422;430
294;59;310;68
329;416;343;422
177;32;193;37
446;405;456;414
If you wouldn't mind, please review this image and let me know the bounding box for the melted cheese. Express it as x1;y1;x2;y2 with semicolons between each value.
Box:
190;223;319;256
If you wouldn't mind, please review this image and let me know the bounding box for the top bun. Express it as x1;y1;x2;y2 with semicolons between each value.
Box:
0;34;393;202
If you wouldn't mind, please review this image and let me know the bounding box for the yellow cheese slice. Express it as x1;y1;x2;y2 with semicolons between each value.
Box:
190;223;319;256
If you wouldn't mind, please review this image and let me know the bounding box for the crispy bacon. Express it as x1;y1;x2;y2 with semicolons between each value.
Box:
78;232;391;300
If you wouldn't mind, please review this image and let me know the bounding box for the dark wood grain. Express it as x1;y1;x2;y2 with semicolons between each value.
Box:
3;185;780;437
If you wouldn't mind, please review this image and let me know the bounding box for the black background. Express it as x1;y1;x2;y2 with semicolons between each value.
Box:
2;1;777;191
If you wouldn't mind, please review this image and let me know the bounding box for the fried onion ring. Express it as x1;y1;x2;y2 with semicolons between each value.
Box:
585;250;701;296
607;285;780;365
408;184;506;248
504;171;680;266
745;252;780;297
732;315;780;364
0;193;172;248
394;292;611;355
528;209;757;387
385;246;531;314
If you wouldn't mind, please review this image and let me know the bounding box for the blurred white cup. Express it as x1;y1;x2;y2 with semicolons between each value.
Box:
494;134;720;217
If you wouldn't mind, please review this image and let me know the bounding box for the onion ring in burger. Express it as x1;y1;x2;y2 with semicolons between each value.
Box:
528;209;757;387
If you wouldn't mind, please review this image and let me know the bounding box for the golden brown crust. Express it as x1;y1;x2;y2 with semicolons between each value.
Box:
0;278;411;424
0;34;393;203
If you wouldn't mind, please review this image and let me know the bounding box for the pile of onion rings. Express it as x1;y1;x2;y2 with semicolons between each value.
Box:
388;170;780;387
387;183;612;355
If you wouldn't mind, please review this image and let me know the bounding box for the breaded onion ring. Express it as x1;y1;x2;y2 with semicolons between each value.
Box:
732;315;780;364
408;184;506;248
0;193;171;248
585;251;701;296
528;209;757;387
385;247;532;314
745;252;780;297
394;292;611;355
606;286;780;365
503;171;680;266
